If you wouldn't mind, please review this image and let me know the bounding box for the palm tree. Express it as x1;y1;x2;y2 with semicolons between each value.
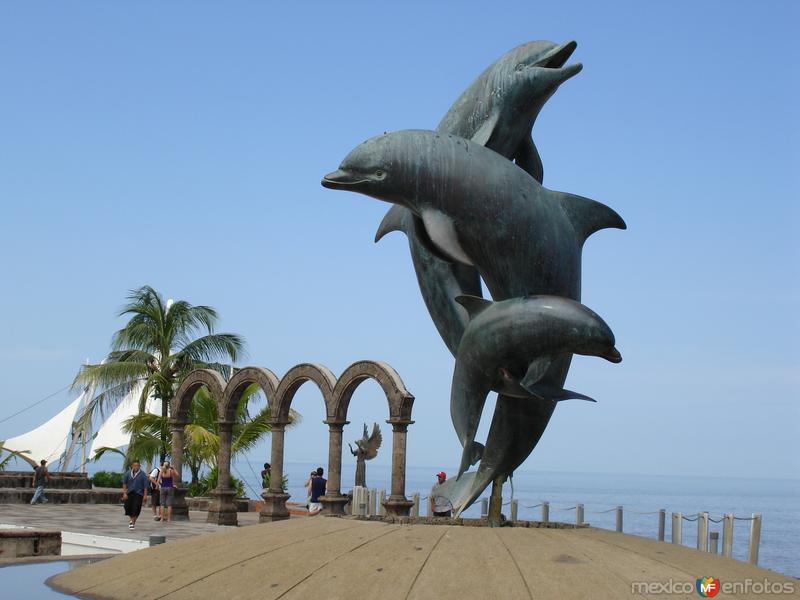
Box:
74;285;245;462
0;442;31;471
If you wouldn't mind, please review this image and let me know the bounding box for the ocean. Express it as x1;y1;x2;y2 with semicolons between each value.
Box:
87;456;799;578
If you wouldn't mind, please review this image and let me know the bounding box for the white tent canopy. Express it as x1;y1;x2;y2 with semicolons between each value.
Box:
4;392;86;467
89;384;158;460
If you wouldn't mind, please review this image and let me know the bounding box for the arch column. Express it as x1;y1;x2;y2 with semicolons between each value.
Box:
169;422;189;521
383;419;414;517
320;420;349;516
260;421;290;522
208;420;237;525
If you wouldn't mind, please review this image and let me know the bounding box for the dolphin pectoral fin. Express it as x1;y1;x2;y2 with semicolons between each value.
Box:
519;357;553;395
420;209;474;266
558;192;627;244
526;384;597;403
470;112;500;147
411;214;456;263
515;136;544;184
375;205;410;243
455;295;492;320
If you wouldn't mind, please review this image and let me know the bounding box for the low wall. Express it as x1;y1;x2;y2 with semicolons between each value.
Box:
0;529;61;558
186;496;251;512
0;471;91;490
0;487;122;505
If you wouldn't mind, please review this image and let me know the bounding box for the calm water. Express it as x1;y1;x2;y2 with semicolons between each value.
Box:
86;456;799;578
0;560;97;599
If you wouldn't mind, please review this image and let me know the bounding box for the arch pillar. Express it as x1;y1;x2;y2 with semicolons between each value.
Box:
320;420;349;516
208;420;237;525
383;419;414;517
169;422;189;521
260;421;290;522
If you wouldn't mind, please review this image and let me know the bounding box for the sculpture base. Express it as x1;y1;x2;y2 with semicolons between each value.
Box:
207;488;238;526
259;491;290;522
383;495;413;517
319;494;349;516
171;487;190;521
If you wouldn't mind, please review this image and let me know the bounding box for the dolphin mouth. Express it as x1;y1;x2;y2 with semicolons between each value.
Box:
538;40;577;69
321;169;370;190
603;347;623;363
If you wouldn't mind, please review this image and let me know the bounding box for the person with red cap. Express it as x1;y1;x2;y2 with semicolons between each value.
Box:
429;471;452;517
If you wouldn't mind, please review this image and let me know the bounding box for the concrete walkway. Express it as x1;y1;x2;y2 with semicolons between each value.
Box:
49;517;800;600
0;503;261;545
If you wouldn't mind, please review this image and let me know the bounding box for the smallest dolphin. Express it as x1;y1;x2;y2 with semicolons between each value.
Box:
450;295;622;478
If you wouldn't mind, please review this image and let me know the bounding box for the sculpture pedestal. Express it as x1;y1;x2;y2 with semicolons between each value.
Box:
207;488;238;526
171;487;189;521
383;495;413;517
259;491;290;522
319;494;349;516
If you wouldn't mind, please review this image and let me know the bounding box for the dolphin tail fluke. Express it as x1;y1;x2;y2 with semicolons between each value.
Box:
558;192;626;244
435;470;478;517
457;441;484;480
375;205;410;243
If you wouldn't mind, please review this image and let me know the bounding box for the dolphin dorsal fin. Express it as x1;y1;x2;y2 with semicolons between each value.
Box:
455;295;492;319
470;112;501;147
420;209;474;266
558;192;627;244
375;205;410;243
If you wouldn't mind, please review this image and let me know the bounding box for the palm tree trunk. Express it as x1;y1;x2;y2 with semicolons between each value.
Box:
160;396;168;464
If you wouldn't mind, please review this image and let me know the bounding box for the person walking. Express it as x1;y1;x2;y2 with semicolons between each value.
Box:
122;461;149;530
30;459;49;505
148;463;162;521
157;461;180;523
308;467;326;516
430;471;452;517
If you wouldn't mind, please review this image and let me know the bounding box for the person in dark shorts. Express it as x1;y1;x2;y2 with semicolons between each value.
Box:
122;461;149;530
308;467;326;516
149;463;161;521
30;459;49;505
158;461;180;523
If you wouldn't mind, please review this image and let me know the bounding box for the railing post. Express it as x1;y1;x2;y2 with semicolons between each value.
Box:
671;512;682;545
748;514;761;565
411;492;420;517
697;512;709;551
709;531;719;554
510;499;518;523
378;490;387;516
370;488;378;516
722;513;734;557
541;502;550;524
425;492;431;517
576;503;584;526
480;498;488;518
615;505;623;532
658;509;666;541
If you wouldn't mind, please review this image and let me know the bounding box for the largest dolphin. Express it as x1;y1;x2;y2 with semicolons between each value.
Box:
323;130;625;301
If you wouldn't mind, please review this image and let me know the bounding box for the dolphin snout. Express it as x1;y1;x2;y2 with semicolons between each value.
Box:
603;347;623;363
539;40;578;68
321;169;370;190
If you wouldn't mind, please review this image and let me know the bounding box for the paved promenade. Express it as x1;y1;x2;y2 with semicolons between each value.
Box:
50;517;800;600
0;503;261;544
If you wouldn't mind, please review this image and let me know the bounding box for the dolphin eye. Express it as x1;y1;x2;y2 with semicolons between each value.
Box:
375;169;385;178
515;63;524;71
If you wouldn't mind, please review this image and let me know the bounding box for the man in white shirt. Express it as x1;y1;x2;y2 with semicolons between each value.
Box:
148;463;161;521
430;471;452;517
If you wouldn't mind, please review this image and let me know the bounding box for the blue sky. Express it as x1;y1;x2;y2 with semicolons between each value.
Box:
0;1;797;480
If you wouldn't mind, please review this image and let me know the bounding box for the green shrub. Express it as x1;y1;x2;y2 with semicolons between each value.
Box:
186;466;245;498
91;471;124;488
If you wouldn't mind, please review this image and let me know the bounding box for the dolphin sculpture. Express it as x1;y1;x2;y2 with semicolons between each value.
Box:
450;295;622;479
373;41;588;513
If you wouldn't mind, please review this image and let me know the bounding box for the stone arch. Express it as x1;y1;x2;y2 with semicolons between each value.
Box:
220;366;279;423
209;366;280;526
171;369;226;425
331;360;415;423
273;363;337;424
